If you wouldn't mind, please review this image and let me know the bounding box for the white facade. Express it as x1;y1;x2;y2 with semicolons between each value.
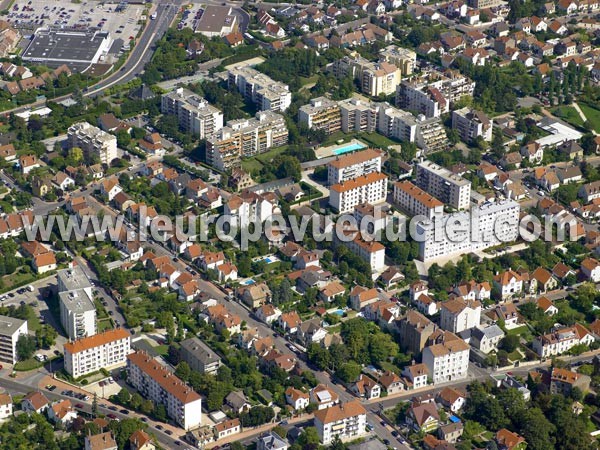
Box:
334;55;401;97
440;299;481;333
378;104;418;142
313;401;368;445
451;107;493;143
416;160;471;210
64;329;131;378
228;65;291;112
59;289;97;341
127;352;202;430
67;122;117;165
161;88;223;138
533;324;595;357
327;148;383;185
0;315;28;364
422;332;470;383
329;172;388;213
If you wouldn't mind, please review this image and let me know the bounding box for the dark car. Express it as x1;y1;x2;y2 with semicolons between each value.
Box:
75;403;84;409
165;430;173;436
391;431;399;437
108;406;118;411
383;439;390;446
107;413;117;420
141;417;148;422
120;409;130;415
155;424;163;430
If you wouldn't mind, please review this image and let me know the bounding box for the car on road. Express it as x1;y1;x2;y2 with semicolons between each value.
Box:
383;439;390;445
46;384;56;391
391;431;399;437
108;406;118;411
165;430;173;436
119;409;129;415
107;414;118;420
141;417;148;422
75;403;84;409
155;424;163;430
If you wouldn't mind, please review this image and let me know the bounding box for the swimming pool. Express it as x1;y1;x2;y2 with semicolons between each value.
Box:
241;279;256;286
333;142;366;155
449;415;460;423
331;309;345;316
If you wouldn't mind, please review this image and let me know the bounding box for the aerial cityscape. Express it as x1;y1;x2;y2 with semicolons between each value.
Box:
1;0;600;449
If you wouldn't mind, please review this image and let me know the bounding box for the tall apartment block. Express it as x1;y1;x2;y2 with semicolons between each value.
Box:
57;267;97;340
329;172;388;213
67;122;117;165
415;160;471;210
333;54;401;97
327;148;383;185
415;116;447;153
228;65;291;112
393;180;444;219
0;315;27;364
298;97;342;135
206;110;288;170
451;107;493;143
379;45;417;77
339;98;379;133
161;88;223;138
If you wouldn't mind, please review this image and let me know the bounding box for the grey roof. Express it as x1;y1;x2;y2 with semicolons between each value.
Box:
257;431;289;450
59;289;95;314
57;266;92;292
180;337;221;365
0;315;26;337
226;391;249;410
472;324;504;341
348;438;387;450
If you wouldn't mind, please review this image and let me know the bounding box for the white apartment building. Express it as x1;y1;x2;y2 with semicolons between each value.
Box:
396;70;475;118
161;88;223;138
416;160;471;210
393;181;444;219
127;351;202;430
333;54;401;97
533;324;595;357
329;172;388;213
67;122;118;165
57;267;97;340
416;200;520;262
416;116;448;154
338;97;379;133
206;111;288;170
0;315;28;364
378;104;418;142
298;97;342;135
379;45;417;77
439;298;481;334
224;190;276;229
422;331;470;383
452;107;493;143
228;65;291;112
336;229;386;273
64;328;131;378
327;148;383;185
313;401;368;445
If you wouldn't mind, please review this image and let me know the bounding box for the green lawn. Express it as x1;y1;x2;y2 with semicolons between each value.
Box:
579;103;600;133
154;345;169;356
98;318;114;332
506;325;528;336
241;145;289;173
552;106;584;128
14;358;43;371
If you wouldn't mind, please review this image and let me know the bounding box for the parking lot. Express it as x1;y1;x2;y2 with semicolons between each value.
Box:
7;0;144;41
177;3;204;31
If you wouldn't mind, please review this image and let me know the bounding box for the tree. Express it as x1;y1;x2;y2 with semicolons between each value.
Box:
16;334;36;361
117;388;131;405
154;403;167;422
175;361;191;381
92;393;98;418
335;362;361;383
500;334;520;353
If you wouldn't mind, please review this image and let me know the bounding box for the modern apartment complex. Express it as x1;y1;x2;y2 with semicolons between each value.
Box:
396;70;475;118
379;45;417;77
422;331;470;383
67;122;118;165
327;148;383;185
452;107;493;143
161;88;224;138
206;111;288;170
313;401;368;445
415;160;472;210
377;104;418;143
393;180;444;219
329;172;388;213
0;315;28;364
228;65;291;112
179;337;222;375
298;97;342;135
416;200;521;262
64;328;131;378
333;54;401;97
57;267;97;340
339;98;379;133
415;116;447;154
127;351;203;430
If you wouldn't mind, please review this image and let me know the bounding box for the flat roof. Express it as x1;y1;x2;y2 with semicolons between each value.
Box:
59;289;95;314
57;266;92;292
0;314;26;336
196;5;235;33
22;29;109;67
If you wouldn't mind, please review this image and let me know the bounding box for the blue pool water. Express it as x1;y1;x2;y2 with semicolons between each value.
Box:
331;309;345;316
242;279;256;286
333;143;366;155
449;415;460;423
264;257;274;263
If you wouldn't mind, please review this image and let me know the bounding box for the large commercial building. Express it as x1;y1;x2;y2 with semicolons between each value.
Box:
415;160;472;210
422;331;470;383
64;328;131;378
416;200;521;262
327;148;383;185
57;267;97;340
195;5;237;37
127;351;202;430
161;88;223;138
333;55;401;97
67;122;118;165
179;337;221;375
228;66;291;112
22;28;112;71
313;401;368;445
452;107;493;144
393;181;444;219
298;97;341;135
206;111;288;170
329;172;388;213
0;315;28;364
379;45;417;77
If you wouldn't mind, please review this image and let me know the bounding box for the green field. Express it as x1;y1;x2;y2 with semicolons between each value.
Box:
552;106;584;128
241;145;289;173
579;103;600;133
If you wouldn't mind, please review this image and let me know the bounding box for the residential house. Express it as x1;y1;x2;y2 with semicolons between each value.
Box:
21;391;49;414
402;363;429;390
470;324;505;354
406;402;439;433
436;387;466;413
350;375;381;400
378;370;404;395
285;387;309;411
278;311;301;334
